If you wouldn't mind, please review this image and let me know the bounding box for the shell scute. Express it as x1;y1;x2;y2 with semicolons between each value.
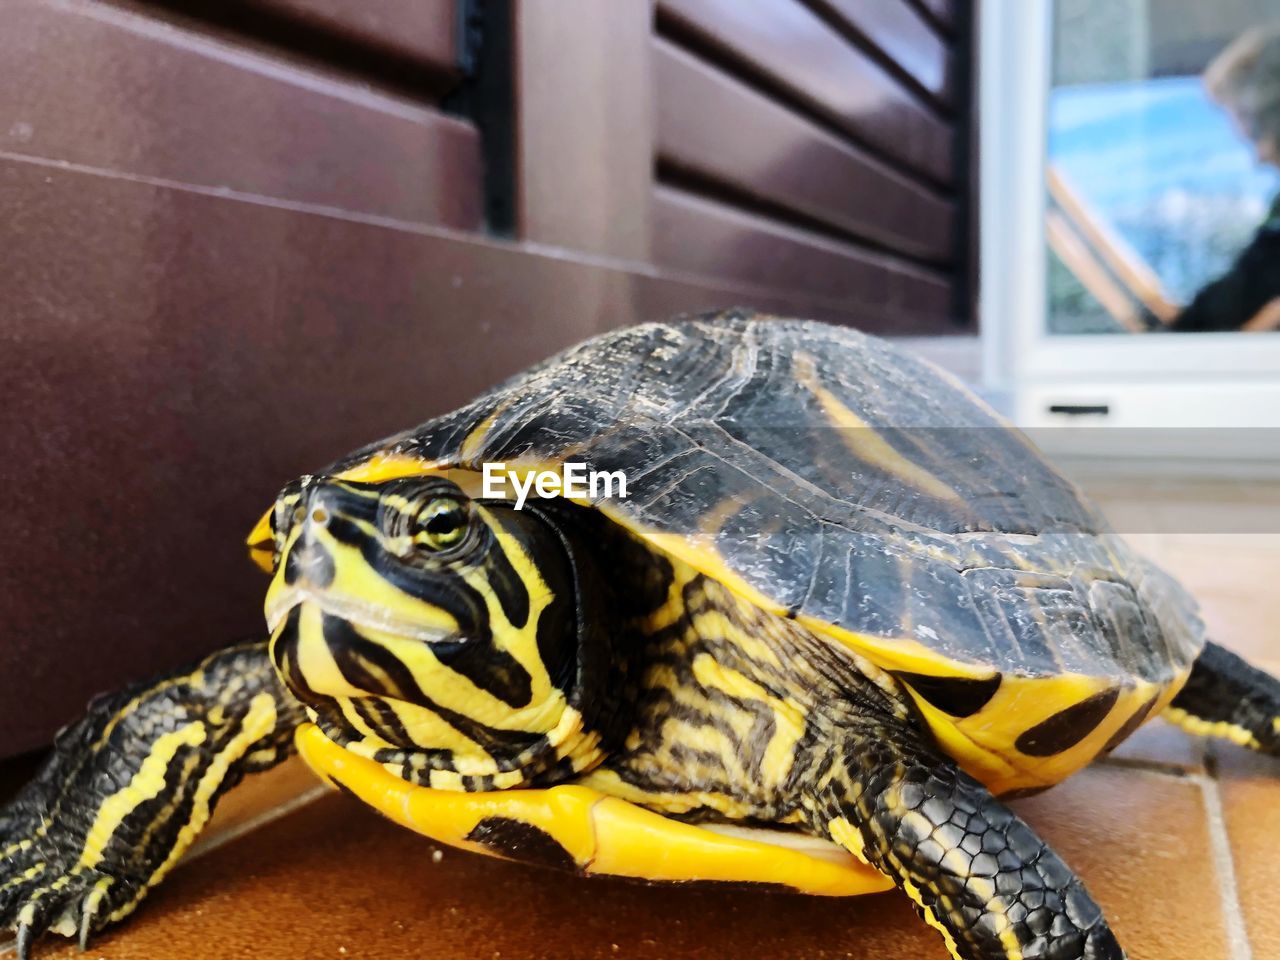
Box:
325;311;1205;687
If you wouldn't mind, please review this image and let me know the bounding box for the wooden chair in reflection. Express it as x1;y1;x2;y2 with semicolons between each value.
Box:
1046;167;1280;332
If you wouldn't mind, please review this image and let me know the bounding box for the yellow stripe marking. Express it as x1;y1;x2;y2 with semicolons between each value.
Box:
78;722;207;870
0;667;209;860
794;351;963;504
1164;707;1261;750
1;838;32;859
130;749;205;863
331;453;439;487
825;814;979;960
0;862;45;894
459;410;501;461
690;654;805;785
825;816;870;865
126;694;279;903
899;872;967;960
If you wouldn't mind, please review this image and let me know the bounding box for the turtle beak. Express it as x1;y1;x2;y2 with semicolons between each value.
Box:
246;507;276;574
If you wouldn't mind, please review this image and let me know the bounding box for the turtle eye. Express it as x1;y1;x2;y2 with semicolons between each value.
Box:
413;497;470;552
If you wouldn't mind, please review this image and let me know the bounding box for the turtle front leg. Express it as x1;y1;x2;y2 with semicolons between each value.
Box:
809;732;1124;960
0;640;304;958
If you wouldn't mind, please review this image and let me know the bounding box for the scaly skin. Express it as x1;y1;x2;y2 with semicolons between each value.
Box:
1167;641;1280;755
589;565;1126;960
810;736;1123;960
0;642;302;958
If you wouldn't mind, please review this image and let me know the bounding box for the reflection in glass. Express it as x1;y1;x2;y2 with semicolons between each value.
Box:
1046;1;1280;334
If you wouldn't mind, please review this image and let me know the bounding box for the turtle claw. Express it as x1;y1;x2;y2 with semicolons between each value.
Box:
4;885;80;960
1;878;116;959
0;770;122;959
77;893;100;952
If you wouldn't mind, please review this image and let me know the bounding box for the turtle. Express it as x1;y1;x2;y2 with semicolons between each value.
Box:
2;309;1278;960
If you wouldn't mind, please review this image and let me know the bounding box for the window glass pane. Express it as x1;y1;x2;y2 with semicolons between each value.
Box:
1046;0;1280;334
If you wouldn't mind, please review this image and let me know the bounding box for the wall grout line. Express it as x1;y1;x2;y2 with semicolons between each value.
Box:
54;0;445;120
1098;746;1257;958
1094;754;1201;780
0;148;934;318
1194;743;1253;960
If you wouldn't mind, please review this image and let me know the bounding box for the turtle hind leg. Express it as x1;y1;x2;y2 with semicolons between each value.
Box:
1166;641;1280;756
808;731;1124;960
0;640;304;959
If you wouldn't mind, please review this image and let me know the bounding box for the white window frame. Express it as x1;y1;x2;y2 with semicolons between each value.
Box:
978;0;1280;432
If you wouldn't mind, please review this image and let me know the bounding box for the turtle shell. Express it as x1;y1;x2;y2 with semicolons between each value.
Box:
318;309;1208;793
329;310;1204;692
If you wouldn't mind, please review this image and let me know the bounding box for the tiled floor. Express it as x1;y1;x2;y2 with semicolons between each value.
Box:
3;482;1278;960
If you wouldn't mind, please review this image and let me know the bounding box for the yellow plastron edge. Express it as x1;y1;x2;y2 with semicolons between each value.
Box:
296;724;891;897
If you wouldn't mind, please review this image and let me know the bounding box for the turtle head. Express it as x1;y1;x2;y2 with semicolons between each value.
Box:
255;473;607;788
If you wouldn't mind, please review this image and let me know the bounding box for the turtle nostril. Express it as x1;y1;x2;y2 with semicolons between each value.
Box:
284;540;336;588
310;507;330;526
